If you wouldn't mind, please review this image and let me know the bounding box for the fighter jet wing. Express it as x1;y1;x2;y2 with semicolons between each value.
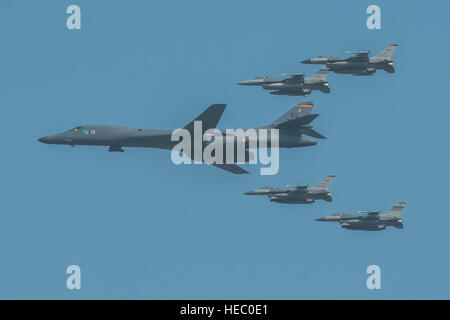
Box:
359;210;381;217
274;113;326;139
287;185;308;194
287;185;308;190
367;212;380;217
346;52;370;63
275;114;319;130
281;73;305;84
212;163;249;174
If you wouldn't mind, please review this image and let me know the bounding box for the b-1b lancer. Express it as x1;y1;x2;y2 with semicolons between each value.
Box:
237;68;330;96
38;102;324;174
316;202;406;231
301;44;398;76
244;175;335;204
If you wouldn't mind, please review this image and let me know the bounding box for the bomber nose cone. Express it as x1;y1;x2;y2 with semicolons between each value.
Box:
38;136;49;143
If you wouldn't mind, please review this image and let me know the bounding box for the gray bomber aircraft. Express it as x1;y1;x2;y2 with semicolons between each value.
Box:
316;202;407;231
244;175;335;204
38;102;324;174
301;44;398;76
237;68;330;96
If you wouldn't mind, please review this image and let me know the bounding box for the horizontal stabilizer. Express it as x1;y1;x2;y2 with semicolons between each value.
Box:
302;127;326;139
212;163;249;174
276;114;319;131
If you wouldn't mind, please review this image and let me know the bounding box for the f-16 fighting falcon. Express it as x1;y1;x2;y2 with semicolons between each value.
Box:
301;44;398;76
244;175;335;204
237;68;330;96
38;102;324;174
315;202;407;231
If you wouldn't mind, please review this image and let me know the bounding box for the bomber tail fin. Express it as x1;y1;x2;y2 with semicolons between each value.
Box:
383;202;406;218
374;44;398;61
270;102;325;138
315;175;336;190
271;102;314;128
184;104;226;134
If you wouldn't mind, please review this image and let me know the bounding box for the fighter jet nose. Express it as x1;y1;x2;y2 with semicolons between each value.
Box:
38;136;49;143
301;59;312;64
243;191;255;195
315;217;326;222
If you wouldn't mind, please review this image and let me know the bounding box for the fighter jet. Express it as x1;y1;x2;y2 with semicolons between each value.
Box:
301;44;398;76
237;68;330;96
244;175;335;204
38;102;324;174
316;202;407;231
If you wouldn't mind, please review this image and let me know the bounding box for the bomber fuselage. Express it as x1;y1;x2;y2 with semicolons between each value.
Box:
38;125;318;152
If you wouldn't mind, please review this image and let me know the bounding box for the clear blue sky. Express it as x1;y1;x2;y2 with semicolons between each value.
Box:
0;0;449;299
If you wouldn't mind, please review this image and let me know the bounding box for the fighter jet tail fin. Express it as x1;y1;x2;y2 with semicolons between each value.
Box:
271;102;314;128
184;104;226;134
270;102;324;137
315;175;336;190
383;202;406;218
375;44;398;60
306;67;330;82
